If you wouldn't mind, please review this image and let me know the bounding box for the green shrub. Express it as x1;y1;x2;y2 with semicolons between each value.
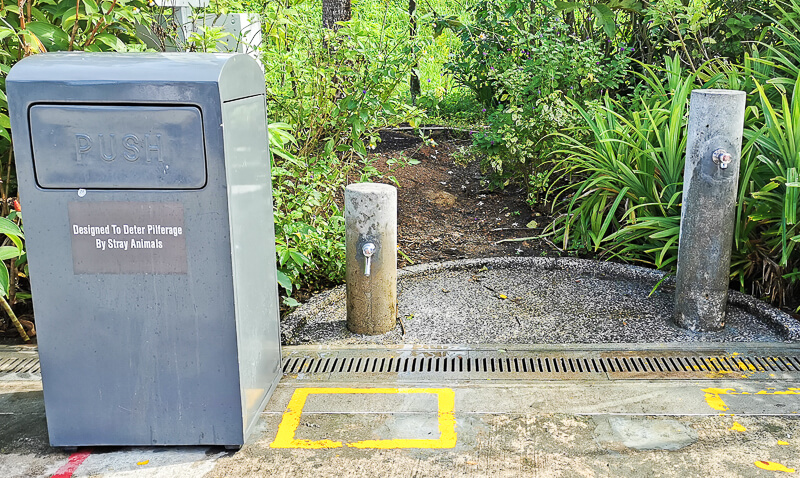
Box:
641;0;776;71
441;0;631;201
550;49;800;305
735;74;800;304
270;122;347;298
262;4;427;159
260;5;432;299
548;55;702;268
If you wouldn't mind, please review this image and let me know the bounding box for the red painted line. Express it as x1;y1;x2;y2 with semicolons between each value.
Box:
52;449;92;478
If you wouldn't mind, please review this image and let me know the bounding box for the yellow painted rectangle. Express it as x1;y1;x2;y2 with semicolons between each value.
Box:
270;387;457;449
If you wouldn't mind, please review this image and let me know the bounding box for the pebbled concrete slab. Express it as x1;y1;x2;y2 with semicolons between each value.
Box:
593;416;698;451
283;257;800;346
0;379;232;478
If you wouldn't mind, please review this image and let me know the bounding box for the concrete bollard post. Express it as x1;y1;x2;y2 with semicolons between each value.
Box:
674;89;746;332
345;183;397;335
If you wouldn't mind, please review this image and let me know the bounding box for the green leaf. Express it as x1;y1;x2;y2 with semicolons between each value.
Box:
278;248;290;265
352;118;364;136
283;296;301;308
0;263;8;297
83;0;99;15
0;28;16;42
61;7;78;31
786;168;798;225
353;138;367;157
605;0;643;13
15;252;26;268
590;4;617;37
555;1;580;13
0;114;9;129
504;3;520;17
289;250;310;266
0;217;23;239
6;233;22;252
94;33;126;52
0;246;21;261
276;269;292;294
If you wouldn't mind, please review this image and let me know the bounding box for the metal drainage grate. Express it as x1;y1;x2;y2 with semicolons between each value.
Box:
282;351;800;381
0;355;41;376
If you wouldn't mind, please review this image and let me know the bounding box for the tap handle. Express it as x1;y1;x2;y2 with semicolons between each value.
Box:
712;148;732;169
362;243;376;277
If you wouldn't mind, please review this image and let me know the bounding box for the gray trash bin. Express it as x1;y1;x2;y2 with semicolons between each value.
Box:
7;53;281;447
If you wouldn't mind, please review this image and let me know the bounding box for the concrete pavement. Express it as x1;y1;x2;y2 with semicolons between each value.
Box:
2;344;800;477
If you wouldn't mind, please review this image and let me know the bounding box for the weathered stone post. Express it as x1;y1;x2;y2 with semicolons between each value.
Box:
345;183;397;334
674;89;746;331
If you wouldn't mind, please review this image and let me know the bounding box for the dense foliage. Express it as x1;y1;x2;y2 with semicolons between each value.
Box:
544;1;800;306
261;1;428;297
441;0;631;197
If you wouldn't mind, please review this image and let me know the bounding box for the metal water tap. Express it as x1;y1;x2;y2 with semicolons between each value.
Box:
712;149;732;169
362;242;376;277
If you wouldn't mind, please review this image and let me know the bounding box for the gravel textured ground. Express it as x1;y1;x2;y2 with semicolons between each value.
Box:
282;257;800;346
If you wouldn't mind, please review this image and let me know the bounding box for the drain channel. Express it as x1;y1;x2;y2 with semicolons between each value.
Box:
282;349;800;381
3;348;799;381
0;355;41;376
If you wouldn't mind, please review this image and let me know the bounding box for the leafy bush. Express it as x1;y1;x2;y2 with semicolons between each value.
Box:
0;214;27;340
550;46;800;306
270;122;347;298
260;4;432;299
641;0;776;71
736;77;800;303
548;55;700;268
443;0;629;108
735;0;800;301
262;4;426;159
441;0;631;201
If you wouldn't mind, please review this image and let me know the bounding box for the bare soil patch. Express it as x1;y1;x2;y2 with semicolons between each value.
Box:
361;128;559;267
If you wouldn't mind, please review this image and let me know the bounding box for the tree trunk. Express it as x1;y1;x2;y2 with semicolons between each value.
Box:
1;295;29;342
323;0;351;31
409;0;420;105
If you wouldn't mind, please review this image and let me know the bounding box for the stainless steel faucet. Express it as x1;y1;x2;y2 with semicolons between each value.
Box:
362;242;376;277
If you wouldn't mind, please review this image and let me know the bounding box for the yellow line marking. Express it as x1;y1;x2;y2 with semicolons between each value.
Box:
270;387;457;449
755;461;796;473
730;422;747;432
703;388;736;411
703;388;800;411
